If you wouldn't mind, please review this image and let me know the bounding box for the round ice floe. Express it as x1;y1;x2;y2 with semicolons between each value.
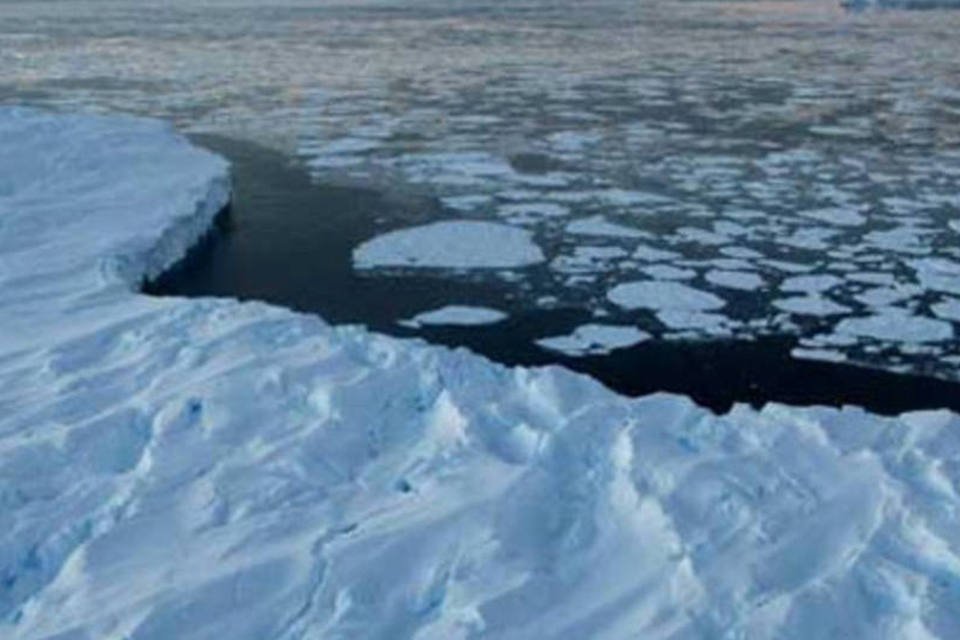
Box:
642;265;696;281
633;244;681;262
791;347;848;364
565;215;645;239
773;296;850;317
835;310;954;343
353;220;545;269
656;310;732;334
706;270;765;291
535;324;650;357
780;274;843;294
932;298;960;323
401;305;508;327
799;207;866;227
764;259;815;274
911;257;960;295
498;202;570;221
854;285;922;307
607;281;726;312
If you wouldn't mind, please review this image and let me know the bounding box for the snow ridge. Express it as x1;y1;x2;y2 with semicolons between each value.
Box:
1;109;959;639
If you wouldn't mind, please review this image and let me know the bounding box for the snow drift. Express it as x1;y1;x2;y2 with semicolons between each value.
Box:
1;108;959;639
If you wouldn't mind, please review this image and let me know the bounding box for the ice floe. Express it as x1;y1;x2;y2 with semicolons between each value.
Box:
536;324;650;356
608;281;727;312
353;220;545;270
565;215;646;239
400;305;508;327
706;270;766;291
773;296;852;317
835;309;955;344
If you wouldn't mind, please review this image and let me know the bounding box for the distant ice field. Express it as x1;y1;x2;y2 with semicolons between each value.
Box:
5;0;960;381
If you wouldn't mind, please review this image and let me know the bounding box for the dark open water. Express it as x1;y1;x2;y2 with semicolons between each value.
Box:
147;135;960;415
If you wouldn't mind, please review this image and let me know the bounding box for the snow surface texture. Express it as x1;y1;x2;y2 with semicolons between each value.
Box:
401;306;508;328
536;325;651;357
3;110;960;639
353;221;544;270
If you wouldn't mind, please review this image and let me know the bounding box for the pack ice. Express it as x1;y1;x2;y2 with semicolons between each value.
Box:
1;108;959;639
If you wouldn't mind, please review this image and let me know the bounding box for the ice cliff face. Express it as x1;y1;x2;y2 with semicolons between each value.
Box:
1;109;959;639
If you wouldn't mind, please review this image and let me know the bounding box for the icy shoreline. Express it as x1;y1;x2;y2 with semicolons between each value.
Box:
2;109;959;639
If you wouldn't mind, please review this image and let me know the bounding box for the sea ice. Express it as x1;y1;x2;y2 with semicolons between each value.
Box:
536;324;650;356
835;309;955;343
401;305;508;327
773;296;851;317
565;215;646;239
706;270;765;291
799;207;866;227
780;274;843;294
353;220;545;269
932;298;960;322
608;280;727;312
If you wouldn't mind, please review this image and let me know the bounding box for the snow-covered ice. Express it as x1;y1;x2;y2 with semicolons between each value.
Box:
932;298;960;323
536;324;651;356
705;269;765;291
565;215;646;239
780;274;843;294
353;220;545;270
401;305;508;328
773;296;851;317
791;347;848;364
3;109;960;639
607;281;727;312
835;310;955;344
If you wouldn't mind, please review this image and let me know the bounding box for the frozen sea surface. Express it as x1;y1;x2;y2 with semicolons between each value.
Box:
4;107;960;640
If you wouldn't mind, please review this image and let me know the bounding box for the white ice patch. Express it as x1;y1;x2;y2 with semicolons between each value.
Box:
535;324;650;356
633;244;682;262
911;257;960;295
774;296;851;317
854;285;922;308
642;264;697;281
720;246;764;259
607;281;726;312
799;207;866;227
397;151;518;186
551;246;629;274
565;215;645;239
932;298;960;323
780;274;843;294
353;220;545;269
706;269;765;291
400;305;508;327
656;310;733;334
791;347;848;364
835;309;955;343
847;271;898;286
498;201;570;224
